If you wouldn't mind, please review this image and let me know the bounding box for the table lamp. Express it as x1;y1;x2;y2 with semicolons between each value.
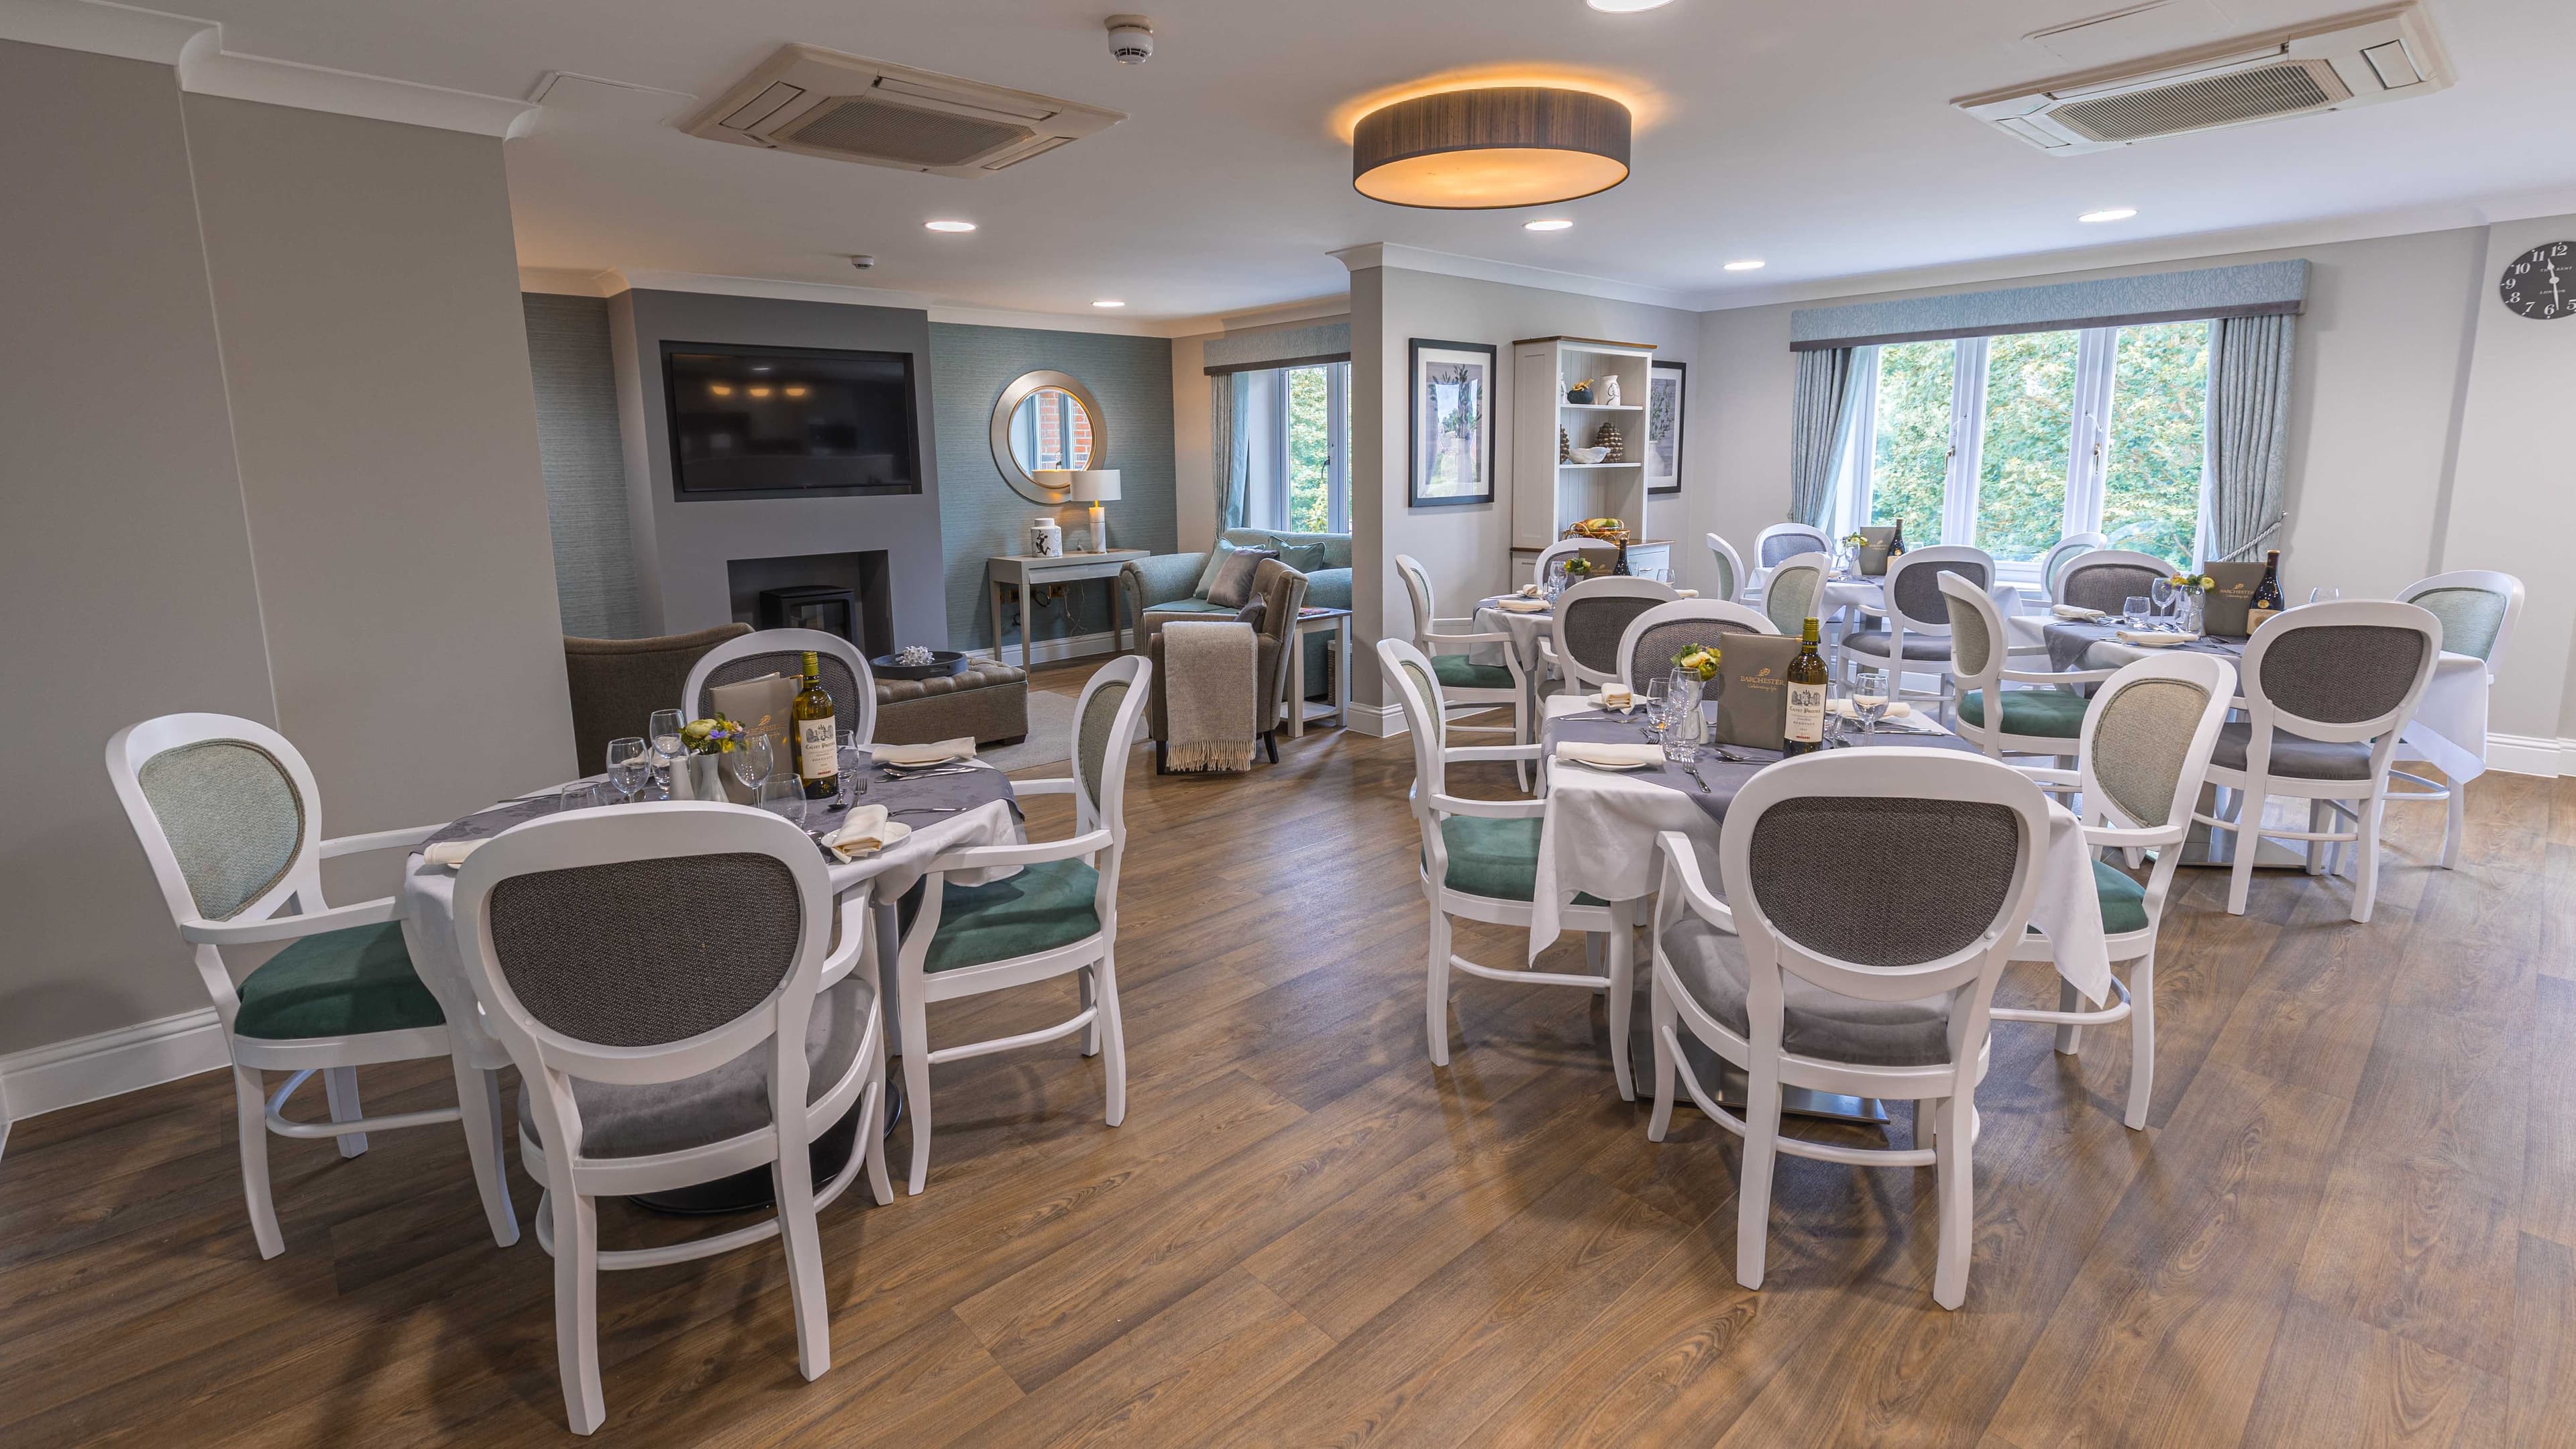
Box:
1067;469;1121;553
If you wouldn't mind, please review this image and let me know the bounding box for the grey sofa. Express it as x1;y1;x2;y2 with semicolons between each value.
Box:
1144;558;1309;771
1118;528;1351;696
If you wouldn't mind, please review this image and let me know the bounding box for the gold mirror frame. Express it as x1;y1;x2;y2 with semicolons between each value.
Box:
989;370;1109;505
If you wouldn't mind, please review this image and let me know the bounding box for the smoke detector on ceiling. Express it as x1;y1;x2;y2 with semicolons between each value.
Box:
681;44;1126;177
1106;16;1155;65
1955;2;2451;154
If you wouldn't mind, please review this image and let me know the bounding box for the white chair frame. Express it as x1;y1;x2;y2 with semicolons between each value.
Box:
1941;572;2115;761
2200;600;2443;923
105;713;519;1261
1536;576;1681;696
1703;533;1748;605
682;627;878;748
2034;533;2108;604
1646;749;2052;1308
892;654;1152;1193
2052;549;2176;617
451;804;885;1434
1992;653;2237;1128
2389;570;2525;869
1395;553;1532;786
1837;545;1996;722
1529;537;1619;587
1750;522;1831;588
1615;598;1778;695
1379;639;1638;1097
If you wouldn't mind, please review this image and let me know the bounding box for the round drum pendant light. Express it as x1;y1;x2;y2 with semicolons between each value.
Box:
1352;86;1631;209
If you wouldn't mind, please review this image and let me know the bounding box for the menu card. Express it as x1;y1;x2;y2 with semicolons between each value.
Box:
707;673;797;804
1710;634;1805;749
2201;561;2267;637
1856;525;1898;576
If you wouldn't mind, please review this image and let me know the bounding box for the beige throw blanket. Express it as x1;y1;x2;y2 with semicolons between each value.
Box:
1163;619;1257;773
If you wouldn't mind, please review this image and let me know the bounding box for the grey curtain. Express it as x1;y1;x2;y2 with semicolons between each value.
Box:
1788;347;1856;529
1213;370;1252;531
2204;313;2296;561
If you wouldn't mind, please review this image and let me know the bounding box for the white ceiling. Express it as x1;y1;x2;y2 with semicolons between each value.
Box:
94;0;2576;321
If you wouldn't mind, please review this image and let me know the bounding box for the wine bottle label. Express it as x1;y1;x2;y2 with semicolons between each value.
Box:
2247;604;2277;630
798;717;837;781
1785;684;1826;743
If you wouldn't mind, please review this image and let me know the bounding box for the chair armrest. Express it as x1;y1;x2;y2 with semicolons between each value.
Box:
1424;629;1514;649
1444;743;1541;763
1009;777;1079;797
1655;831;1735;931
181;896;400;945
2001;667;2115;686
930;826;1112;874
820;888;872;989
2013;765;2081;788
322;823;445;859
1430;792;1546;820
1430;615;1488;632
1121;553;1210;608
2085;822;2188;851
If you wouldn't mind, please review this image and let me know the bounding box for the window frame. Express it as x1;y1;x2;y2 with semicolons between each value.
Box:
1244;360;1350;535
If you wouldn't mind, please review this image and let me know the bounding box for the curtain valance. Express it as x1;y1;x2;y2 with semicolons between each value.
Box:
1788;260;2307;352
1203;320;1350;375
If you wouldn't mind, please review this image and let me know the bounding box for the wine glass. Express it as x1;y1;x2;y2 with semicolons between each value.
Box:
2149;577;2176;629
1852;692;1892;741
647;709;686;798
1640;678;1671;742
837;729;866;806
605;737;651;804
2308;586;2340;607
731;733;776;810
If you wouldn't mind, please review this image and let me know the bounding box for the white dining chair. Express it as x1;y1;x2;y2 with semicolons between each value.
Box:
2051;549;2173;617
1992;651;2236;1128
1617;599;1777;695
450;802;887;1434
1395;553;1532;784
1837;545;1996;721
1704;533;1748;605
105;713;519;1261
2389;570;2524;868
1752;522;1831;574
1940;573;2114;761
2200;600;2443;922
1538;575;1680;696
684;627;877;747
1529;537;1619;587
1646;749;2052;1309
1759;550;1831;643
890;654;1152;1193
2033;533;2107;604
1379;639;1638;1095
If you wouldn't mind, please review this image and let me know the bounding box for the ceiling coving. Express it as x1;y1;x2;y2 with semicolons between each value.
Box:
1350;87;1631;209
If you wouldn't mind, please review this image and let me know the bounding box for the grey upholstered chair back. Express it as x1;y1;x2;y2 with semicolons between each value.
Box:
2404;586;2507;661
136;739;307;921
2255;625;2430;726
1559;591;1665;676
1763;555;1826;636
486;853;803;1049
1394;553;1438;647
2057;560;2164;615
1890;555;1989;626
1629;619;1762;690
1077;677;1134;814
2090;676;2214;828
1705;535;1741;602
1945;585;1996;678
696;649;863;725
1747;796;2024;968
1760;527;1826;568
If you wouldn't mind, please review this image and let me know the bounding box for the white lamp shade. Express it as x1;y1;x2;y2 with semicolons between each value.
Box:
1031;468;1075;494
1067;468;1121;503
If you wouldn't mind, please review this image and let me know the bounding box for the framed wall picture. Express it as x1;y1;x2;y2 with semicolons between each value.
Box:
1646;359;1686;495
1408;338;1497;508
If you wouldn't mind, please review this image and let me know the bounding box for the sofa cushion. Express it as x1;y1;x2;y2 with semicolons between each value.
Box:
1222;528;1351;570
1207;548;1278;609
232;921;447;1040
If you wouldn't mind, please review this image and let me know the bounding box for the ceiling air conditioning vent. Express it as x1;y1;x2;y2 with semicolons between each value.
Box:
682;44;1124;178
1955;2;2450;155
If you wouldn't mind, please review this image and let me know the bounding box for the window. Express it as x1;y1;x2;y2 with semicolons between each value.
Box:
1836;320;2209;574
1243;361;1350;533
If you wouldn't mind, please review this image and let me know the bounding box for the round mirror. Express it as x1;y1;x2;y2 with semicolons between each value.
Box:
990;370;1109;504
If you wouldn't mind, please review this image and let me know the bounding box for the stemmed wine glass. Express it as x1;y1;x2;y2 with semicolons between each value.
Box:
1851;692;1892;741
2308;586;2340;607
605;737;651;804
1640;678;1672;743
730;733;777;812
647;709;686;798
2149;577;2177;630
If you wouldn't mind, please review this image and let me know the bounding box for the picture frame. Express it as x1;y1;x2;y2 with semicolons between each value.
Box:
1646;358;1686;495
1407;338;1497;508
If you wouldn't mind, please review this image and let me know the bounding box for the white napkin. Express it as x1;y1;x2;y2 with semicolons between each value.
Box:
1827;698;1915;719
1596;684;1633;710
2052;604;2106;621
422;839;482;869
2116;629;2196;648
820;804;914;862
1558;741;1663;769
870;737;976;767
1675;588;1699;598
1497;597;1549;614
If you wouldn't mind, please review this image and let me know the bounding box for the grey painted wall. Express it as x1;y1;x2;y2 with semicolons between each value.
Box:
609;289;949;648
930;323;1177;651
0;42;280;1059
523;294;644;638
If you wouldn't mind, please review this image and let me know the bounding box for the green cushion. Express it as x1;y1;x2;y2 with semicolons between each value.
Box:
1957;687;2087;738
231;921;445;1040
1435;816;1605;906
1148;597;1234;616
926;857;1102;973
1431;654;1516;691
2092;859;2150;935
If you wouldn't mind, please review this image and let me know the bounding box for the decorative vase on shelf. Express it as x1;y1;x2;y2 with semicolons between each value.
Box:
1028;517;1062;557
1599;376;1621;406
1565;379;1594;405
1594;421;1625;462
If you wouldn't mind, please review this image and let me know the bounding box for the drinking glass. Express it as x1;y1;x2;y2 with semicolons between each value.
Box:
837;729;866;806
2149;577;2176;627
647;709;686;797
1852;693;1892;741
606;737;651;804
2308;586;2340;606
558;780;602;812
1640;679;1671;742
2122;596;2152;628
731;733;776;809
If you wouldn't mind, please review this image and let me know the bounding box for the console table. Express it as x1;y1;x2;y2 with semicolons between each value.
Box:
986;549;1148;669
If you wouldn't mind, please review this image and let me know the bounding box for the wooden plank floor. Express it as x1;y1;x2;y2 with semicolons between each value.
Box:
7;659;2573;1446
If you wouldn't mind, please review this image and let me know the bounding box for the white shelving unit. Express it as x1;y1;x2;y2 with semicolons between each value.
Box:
1511;335;1656;554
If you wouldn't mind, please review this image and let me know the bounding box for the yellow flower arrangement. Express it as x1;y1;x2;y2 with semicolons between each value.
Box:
2165;572;2218;592
1671;645;1723;682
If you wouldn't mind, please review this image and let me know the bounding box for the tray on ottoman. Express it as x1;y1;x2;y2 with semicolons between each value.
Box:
875;657;1028;747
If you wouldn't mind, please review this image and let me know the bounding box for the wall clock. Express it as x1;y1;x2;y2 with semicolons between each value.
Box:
2499;241;2575;320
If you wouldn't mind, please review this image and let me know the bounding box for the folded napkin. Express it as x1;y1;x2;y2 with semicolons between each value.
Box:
871;737;976;768
1827;698;1915;719
422;839;483;869
1497;597;1550;613
1558;741;1663;769
2052;604;2106;621
2116;629;2196;648
1676;588;1699;599
1515;584;1545;599
820;804;912;863
1597;684;1633;710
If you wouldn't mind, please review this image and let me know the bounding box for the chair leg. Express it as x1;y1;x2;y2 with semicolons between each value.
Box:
1513;692;1532;794
453;1059;521;1247
324;1065;368;1159
1095;949;1129;1128
2353;794;2387;924
552;1188;606;1434
1264;731;1279;765
1933;1089;1977;1309
1606;908;1637;1102
1426;908;1454;1067
1735;1063;1783;1291
1154;740;1167;774
771;1137;831;1381
2226;788;2259;916
2053;977;2083;1057
900;997;934;1196
1646;976;1677;1142
2125;952;2156;1131
2443;780;2465;870
861;1032;894;1207
233;1064;285;1260
1079;967;1100;1057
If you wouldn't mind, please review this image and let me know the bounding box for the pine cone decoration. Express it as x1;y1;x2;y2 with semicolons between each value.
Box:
1593;421;1625;463
1558;426;1571;463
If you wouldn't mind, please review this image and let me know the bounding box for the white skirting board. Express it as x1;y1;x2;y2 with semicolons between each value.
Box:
0;1007;228;1150
971;627;1123;667
2482;733;2576;777
1344;700;1408;738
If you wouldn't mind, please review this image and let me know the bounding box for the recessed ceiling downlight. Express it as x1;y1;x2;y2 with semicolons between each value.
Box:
1587;0;1678;10
2079;207;2137;223
924;219;978;232
1093;299;1126;308
1352;87;1631;209
1525;218;1574;231
1723;259;1764;271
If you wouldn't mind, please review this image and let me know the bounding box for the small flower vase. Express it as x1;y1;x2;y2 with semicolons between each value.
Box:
2181;591;2206;635
669;754;722;801
1672;674;1709;748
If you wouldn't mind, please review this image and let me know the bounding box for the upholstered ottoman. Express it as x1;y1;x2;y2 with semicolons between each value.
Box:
874;659;1029;746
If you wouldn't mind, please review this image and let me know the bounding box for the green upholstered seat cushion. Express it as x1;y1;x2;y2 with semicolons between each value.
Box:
1431;654;1516;691
1841;629;1957;661
1435;815;1605;906
231;920;445;1040
926;857;1102;973
1147;597;1234;616
2092;859;2150;935
1957;687;2087;738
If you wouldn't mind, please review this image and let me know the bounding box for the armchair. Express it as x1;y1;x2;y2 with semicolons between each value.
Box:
1119;528;1352;693
1144;558;1307;769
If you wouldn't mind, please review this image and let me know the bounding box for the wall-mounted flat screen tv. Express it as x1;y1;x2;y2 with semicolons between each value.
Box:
661;342;920;499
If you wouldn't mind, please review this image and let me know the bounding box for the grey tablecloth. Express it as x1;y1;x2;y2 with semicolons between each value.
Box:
2042;620;2244;674
1542;709;1972;826
1470;598;1556;676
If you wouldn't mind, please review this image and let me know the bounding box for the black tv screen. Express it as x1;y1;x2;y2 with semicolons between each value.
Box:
661;342;920;498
